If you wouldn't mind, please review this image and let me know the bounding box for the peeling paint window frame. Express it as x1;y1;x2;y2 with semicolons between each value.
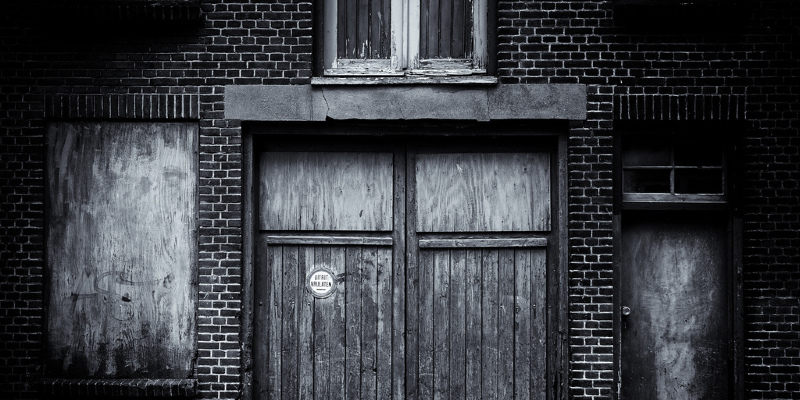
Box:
322;0;488;76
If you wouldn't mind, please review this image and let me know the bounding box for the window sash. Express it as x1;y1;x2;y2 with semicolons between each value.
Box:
323;0;487;75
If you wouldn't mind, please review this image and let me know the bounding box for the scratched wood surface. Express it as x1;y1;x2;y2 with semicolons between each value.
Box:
416;153;551;232
260;152;393;231
621;212;729;400
45;122;197;378
266;244;394;399
415;246;547;399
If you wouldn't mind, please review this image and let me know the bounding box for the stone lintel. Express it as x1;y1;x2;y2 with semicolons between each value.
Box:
225;84;587;121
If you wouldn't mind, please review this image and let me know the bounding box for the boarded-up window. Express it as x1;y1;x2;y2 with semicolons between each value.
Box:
45;122;197;378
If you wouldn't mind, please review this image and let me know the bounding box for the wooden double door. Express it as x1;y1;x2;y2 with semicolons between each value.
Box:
253;137;562;399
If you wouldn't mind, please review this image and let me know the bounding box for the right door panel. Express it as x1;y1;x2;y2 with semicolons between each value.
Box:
621;212;730;400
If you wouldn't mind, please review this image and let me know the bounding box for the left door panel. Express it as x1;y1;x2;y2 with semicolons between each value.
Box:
255;148;402;399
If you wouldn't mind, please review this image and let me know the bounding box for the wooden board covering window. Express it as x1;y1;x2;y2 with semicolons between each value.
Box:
337;0;391;59
415;153;551;232
45;122;197;378
420;0;473;59
260;152;393;231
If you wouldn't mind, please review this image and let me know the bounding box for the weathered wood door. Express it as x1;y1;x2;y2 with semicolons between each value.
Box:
620;211;731;400
254;139;558;399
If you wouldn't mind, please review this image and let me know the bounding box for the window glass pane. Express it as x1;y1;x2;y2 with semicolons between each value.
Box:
623;169;671;193
420;0;473;59
675;168;723;194
674;144;723;167
621;138;671;166
338;0;391;59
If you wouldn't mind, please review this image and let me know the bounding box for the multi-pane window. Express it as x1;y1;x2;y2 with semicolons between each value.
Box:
622;134;727;203
322;0;488;76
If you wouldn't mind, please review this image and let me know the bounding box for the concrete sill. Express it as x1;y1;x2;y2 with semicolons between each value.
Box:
40;378;197;398
311;76;499;86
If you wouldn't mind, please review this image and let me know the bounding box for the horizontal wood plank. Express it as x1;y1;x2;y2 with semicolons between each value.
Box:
418;237;547;248
266;235;393;246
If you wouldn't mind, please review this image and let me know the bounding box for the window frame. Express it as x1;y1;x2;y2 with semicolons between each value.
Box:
319;0;491;77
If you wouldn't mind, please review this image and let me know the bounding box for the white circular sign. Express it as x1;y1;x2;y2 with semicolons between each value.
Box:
306;268;336;298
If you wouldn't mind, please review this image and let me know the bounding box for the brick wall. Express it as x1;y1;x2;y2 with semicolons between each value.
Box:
1;0;798;399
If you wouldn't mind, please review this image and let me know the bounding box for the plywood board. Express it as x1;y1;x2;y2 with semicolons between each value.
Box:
260;152;393;231
416;153;550;232
45;122;197;378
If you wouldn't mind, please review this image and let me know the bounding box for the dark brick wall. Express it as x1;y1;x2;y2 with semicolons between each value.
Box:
1;0;797;399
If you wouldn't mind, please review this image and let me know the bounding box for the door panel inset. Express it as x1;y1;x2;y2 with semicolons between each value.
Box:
260;152;393;231
416;246;547;399
266;244;394;399
621;212;730;400
415;153;550;232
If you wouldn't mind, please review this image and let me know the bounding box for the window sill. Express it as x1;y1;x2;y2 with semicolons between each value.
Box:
311;76;498;86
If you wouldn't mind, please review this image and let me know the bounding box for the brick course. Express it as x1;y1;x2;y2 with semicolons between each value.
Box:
1;0;797;399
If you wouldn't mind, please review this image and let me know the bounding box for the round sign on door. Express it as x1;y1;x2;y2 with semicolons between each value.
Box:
306;267;337;298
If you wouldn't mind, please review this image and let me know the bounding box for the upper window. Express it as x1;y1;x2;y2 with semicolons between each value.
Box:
621;134;728;203
322;0;488;76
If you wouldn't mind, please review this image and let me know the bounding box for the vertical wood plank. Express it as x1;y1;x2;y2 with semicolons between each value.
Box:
345;247;363;400
376;247;393;399
498;249;515;399
405;151;419;398
392;148;406;400
514;249;532;400
314;246;332;400
481;249;499;399
532;153;552;231
465;250;482;400
282;246;300;397
418;249;435;399
343;0;355;58
361;246;378;399
433;250;450;399
331;247;347;399
449;249;467;400
268;246;283;400
299;247;315;400
531;248;547;399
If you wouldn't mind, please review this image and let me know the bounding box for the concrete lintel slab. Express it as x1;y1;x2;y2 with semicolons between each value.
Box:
225;84;586;122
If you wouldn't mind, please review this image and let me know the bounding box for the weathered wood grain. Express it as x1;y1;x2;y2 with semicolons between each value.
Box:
298;247;315;400
313;246;332;400
282;246;300;397
260;152;393;231
418;248;435;399
464;250;482;400
268;246;283;400
514;249;532;400
416;153;551;232
345;247;363;400
433;249;450;399
376;247;393;399
481;249;499;399
498;249;515;398
419;237;547;248
531;248;547;399
449;250;466;399
45;122;196;379
330;247;347;399
361;246;378;399
266;235;393;246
